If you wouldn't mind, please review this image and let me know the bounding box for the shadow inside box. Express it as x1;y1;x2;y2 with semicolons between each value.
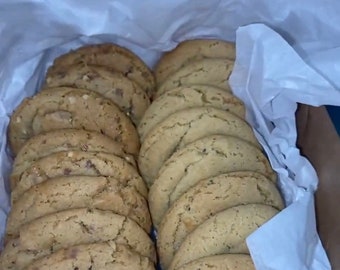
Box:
326;105;340;136
150;227;162;270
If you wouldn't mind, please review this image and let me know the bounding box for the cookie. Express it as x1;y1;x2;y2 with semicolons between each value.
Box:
6;175;151;237
44;63;150;125
1;208;156;270
148;135;276;227
138;85;245;141
175;254;255;270
155;58;234;98
25;242;155;270
155;39;235;86
47;43;155;98
139;107;260;186
157;171;283;268
169;204;278;270
8;87;139;156
10;129;136;190
11;151;147;203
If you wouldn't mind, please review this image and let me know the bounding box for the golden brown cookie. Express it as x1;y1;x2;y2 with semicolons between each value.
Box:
6;175;151;237
8;87;139;155
149;135;276;227
25;242;155;270
138;85;245;142
0;208;156;270
157;171;283;268
155;58;234;98
47;44;155;98
44;63;150;125
139;107;260;186
11;151;147;203
155;39;235;86
175;254;255;270
169;204;278;270
10;129;136;190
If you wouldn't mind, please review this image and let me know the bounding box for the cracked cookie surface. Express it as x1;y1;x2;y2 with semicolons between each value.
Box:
8;87;139;155
138;85;245;142
11;151;147;203
175;254;255;270
157;171;283;268
139;107;260;186
156;58;234;98
7;175;151;238
169;204;278;270
25;242;155;270
44;63;150;125
47;44;155;98
155;39;235;86
148;135;276;227
0;208;156;270
10;129;136;191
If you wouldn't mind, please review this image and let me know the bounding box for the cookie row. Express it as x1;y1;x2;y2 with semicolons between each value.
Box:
2;44;157;270
2;39;284;270
9;43;157;155
137;39;284;270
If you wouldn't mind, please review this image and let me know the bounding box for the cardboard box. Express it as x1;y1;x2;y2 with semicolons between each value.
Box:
296;104;340;269
0;1;339;269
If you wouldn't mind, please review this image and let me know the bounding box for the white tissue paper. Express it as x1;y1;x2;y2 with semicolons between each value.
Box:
230;24;340;270
1;1;340;269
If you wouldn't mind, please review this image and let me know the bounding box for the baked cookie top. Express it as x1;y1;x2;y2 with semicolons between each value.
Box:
169;204;278;270
155;39;235;86
25;242;155;270
44;63;150;125
139;106;260;186
8;87;139;155
157;171;283;268
11;151;147;203
155;58;234;98
138;85;245;141
47;43;155;98
7;175;151;237
175;254;254;270
1;208;156;270
10;129;136;190
148;135;275;227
